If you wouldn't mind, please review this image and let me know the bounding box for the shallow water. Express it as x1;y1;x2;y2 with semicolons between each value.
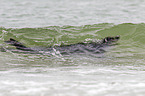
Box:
1;0;145;27
1;0;145;96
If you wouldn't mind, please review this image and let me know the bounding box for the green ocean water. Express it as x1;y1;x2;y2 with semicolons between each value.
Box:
1;0;145;96
0;23;145;96
1;23;145;52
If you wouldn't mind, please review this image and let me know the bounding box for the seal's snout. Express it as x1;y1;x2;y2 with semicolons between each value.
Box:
115;35;120;40
102;35;120;43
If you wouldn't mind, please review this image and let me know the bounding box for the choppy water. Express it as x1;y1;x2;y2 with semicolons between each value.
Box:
1;0;145;96
1;0;145;27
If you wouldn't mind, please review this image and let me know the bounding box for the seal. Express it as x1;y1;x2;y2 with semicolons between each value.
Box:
4;36;120;55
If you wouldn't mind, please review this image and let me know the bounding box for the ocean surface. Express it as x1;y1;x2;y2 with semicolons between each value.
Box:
1;0;145;96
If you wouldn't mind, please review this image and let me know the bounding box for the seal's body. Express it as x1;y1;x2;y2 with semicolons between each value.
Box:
5;36;120;55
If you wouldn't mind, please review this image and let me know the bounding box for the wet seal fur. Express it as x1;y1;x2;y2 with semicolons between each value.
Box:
4;36;120;55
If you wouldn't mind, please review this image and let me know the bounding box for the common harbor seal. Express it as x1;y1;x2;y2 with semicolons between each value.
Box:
4;36;120;55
